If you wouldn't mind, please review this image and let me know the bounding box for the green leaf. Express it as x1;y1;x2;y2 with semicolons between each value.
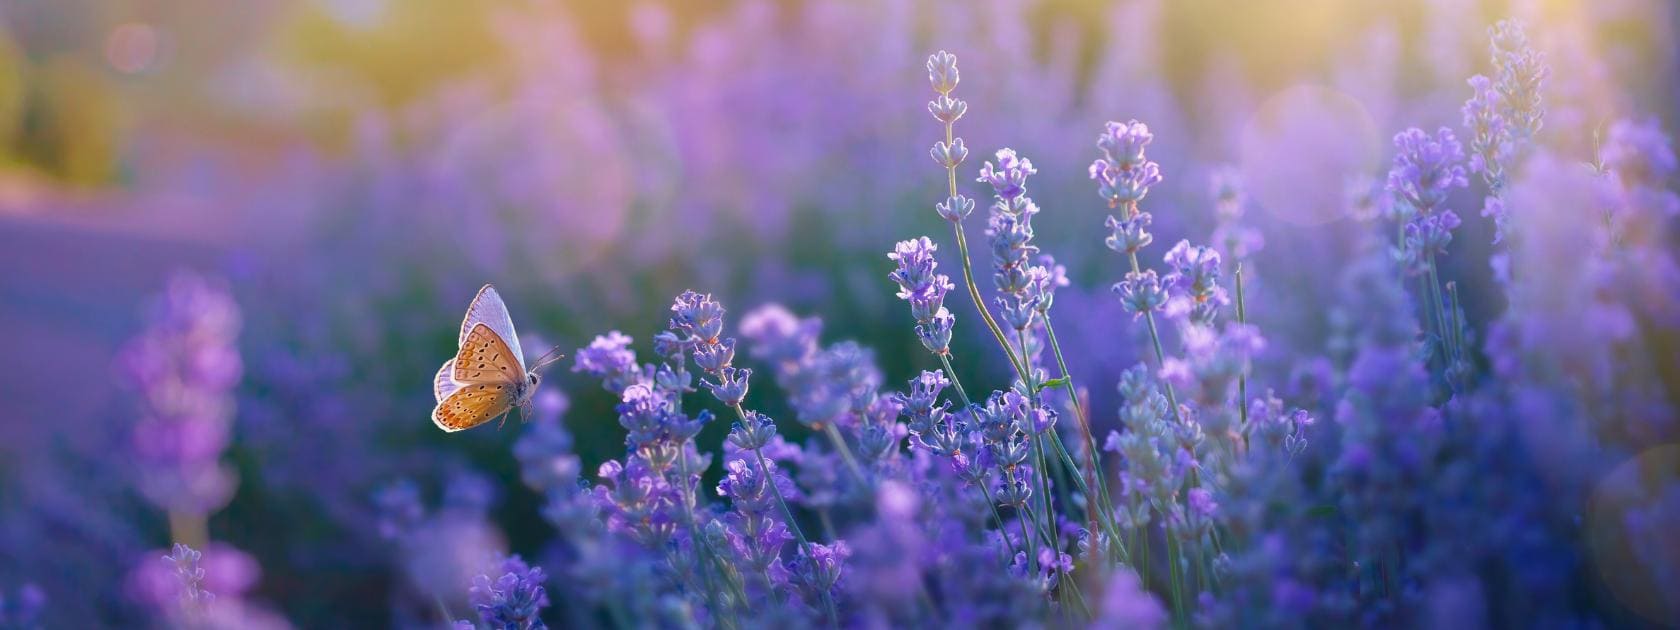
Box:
1037;377;1069;392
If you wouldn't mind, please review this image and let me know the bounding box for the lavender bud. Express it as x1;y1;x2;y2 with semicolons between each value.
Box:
669;290;726;343
727;410;778;451
977;148;1037;201
926;50;960;94
999;295;1036;331
707;366;752;407
915;309;955;355
1114;270;1168;317
1104;212;1154;254
996;467;1034;507
693;338;736;373
936;194;975;222
928;95;968;125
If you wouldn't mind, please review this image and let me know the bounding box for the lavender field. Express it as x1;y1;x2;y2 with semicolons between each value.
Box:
1;1;1677;628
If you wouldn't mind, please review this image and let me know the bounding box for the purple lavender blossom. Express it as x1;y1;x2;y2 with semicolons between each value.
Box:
1386;127;1468;216
463;555;549;630
374;479;425;542
726;410;779;451
977;148;1037;201
1102;213;1155;255
888;237;958;355
163;543;214;619
512;394;581;495
1090;120;1164;206
118;272;242;517
1114;270;1168;318
887;237;955;324
1163;240;1222;304
791;541;850;605
716;456;796;586
572;332;641;393
1404;210;1464;259
1092;568;1165;629
1604;117;1678;195
1488;20;1547;141
1462;74;1512;189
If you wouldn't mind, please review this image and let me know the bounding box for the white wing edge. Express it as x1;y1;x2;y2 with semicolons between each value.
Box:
434;358;461;403
459;284;527;372
431;399;466;433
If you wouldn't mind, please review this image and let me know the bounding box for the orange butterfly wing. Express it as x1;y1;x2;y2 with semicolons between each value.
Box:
453;323;526;385
431;382;517;432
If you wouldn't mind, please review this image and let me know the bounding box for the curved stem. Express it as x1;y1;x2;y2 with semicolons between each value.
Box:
1128;250;1183;419
937;353;973;408
979;480;1022;559
822;423;869;486
952;223;1029;380
1042;319;1119;540
1235;263;1250;453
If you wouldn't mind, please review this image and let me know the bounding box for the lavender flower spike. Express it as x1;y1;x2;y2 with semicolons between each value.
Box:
977;148;1038;201
464;555;550;630
1386;127;1467;215
1489;20;1547;140
888;237;957;354
1091;120;1164;206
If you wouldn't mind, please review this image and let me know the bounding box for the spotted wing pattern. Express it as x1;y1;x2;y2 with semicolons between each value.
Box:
459;284;526;372
453;323;526;384
431;383;517;432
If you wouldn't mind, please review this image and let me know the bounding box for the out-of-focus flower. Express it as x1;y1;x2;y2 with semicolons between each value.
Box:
1091;568;1165;629
1386;127;1468;215
572;332;641;393
0;584;45;629
1488;20;1546;141
117;272;242;516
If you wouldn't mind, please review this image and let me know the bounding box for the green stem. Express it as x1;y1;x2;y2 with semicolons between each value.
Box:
938;352;973;408
677;449;738;620
953;223;1029;380
1032;434;1060;556
740;406;838;629
1021;492;1042;574
822;423;869;486
1446;281;1471;390
979;480;1023;559
1424;254;1458;397
1016;329;1058;542
1127;249;1184;421
1042;318;1118;535
940;115;1029;384
1046;432;1127;562
1167;534;1186;626
939;350;1021;563
1235;263;1250;453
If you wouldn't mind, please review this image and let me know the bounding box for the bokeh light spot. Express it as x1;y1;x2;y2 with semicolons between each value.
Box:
105;22;161;75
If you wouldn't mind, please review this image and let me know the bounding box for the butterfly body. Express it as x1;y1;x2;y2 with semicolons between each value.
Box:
432;285;561;432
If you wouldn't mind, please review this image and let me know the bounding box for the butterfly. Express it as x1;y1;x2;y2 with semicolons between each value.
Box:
432;284;564;432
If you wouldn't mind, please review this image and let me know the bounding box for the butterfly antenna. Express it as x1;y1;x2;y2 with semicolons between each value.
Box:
531;344;567;372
